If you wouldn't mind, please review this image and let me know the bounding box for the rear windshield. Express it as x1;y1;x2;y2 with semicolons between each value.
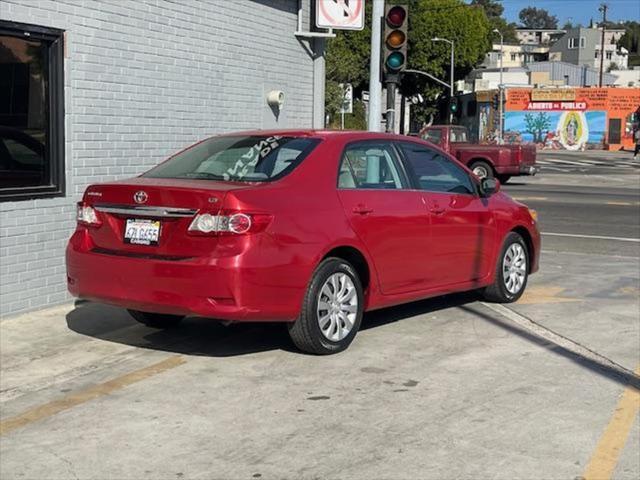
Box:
143;135;320;182
450;128;468;143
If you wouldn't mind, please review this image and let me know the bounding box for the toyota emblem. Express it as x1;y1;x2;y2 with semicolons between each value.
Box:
134;191;148;204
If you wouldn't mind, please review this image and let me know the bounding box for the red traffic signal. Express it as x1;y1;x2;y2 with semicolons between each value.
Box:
386;6;407;27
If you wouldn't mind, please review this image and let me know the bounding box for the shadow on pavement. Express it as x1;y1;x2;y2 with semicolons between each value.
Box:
65;293;480;357
460;305;640;391
66;295;638;391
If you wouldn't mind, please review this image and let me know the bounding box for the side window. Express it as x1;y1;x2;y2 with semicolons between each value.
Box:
400;143;476;195
338;143;406;190
423;129;442;145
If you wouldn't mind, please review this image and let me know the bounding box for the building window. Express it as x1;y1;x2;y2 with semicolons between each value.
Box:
580;37;585;48
511;53;517;61
568;38;578;48
606;51;612;60
595;50;599;58
0;20;65;201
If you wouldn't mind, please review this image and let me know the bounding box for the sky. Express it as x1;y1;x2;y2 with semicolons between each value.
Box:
478;0;640;26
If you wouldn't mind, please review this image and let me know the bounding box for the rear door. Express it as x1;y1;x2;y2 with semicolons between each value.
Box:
398;142;496;286
337;141;432;295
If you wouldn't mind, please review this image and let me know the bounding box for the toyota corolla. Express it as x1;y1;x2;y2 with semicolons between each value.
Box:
66;130;540;354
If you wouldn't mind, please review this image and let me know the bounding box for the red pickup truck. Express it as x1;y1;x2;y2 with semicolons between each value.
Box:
420;125;538;183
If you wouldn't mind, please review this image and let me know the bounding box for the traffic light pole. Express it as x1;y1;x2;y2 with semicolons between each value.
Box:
385;74;400;133
367;0;385;132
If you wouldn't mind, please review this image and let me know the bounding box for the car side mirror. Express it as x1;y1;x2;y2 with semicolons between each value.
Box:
480;177;499;196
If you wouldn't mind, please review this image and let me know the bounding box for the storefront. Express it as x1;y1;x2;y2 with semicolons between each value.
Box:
1;0;323;317
503;87;640;151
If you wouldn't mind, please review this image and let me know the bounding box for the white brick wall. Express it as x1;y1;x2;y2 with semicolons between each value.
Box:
0;0;317;317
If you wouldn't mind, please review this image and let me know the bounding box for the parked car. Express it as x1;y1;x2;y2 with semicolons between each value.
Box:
420;125;538;183
67;130;540;354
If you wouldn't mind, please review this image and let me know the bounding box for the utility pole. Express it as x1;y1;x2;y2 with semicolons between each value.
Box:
493;29;504;144
598;3;607;88
367;0;384;132
432;37;454;123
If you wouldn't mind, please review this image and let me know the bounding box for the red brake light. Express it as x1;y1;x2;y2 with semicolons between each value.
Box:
188;211;271;236
76;202;102;227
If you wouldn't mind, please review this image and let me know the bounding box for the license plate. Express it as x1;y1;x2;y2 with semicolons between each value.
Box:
124;219;160;246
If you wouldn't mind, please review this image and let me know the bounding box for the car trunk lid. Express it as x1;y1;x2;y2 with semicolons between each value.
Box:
82;177;250;258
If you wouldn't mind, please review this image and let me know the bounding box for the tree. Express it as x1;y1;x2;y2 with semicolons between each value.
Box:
401;0;491;120
606;62;619;72
618;21;640;67
470;0;503;18
324;0;492;125
524;112;551;143
471;0;518;43
518;7;558;29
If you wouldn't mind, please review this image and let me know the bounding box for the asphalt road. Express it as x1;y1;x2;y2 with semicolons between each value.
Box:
1;151;639;480
536;149;640;176
506;150;639;258
504;178;640;257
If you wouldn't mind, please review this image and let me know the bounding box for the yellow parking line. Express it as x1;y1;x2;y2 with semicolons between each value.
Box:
583;365;640;480
0;355;186;436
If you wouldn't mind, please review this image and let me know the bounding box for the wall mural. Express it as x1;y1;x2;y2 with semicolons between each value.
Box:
504;88;640;150
504;110;606;150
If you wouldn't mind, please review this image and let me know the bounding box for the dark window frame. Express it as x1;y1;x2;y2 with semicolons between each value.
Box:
0;20;65;202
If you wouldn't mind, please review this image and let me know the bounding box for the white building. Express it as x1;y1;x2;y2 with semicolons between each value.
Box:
0;0;325;317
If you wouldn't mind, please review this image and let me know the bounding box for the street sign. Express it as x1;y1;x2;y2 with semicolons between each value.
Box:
340;83;353;114
316;0;365;31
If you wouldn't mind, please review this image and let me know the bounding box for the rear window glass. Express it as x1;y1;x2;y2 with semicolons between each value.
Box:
450;128;468;143
143;136;320;182
423;129;442;145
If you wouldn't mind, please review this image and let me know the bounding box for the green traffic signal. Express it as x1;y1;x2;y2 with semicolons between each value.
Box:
386;52;405;71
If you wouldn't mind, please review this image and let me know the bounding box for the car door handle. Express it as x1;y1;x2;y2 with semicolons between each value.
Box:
430;206;445;215
353;205;373;215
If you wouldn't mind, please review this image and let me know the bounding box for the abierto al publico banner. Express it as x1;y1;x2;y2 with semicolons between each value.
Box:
316;0;365;30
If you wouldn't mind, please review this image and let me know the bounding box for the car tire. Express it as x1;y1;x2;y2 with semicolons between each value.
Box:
483;232;529;303
128;310;184;328
497;175;511;184
288;257;364;355
470;160;494;179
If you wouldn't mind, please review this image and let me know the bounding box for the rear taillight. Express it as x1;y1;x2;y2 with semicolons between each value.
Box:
188;211;271;236
76;202;102;227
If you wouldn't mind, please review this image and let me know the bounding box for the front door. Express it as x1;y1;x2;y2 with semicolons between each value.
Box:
337;141;431;295
398;142;496;287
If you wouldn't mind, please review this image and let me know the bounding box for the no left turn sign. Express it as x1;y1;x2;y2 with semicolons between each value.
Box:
316;0;365;31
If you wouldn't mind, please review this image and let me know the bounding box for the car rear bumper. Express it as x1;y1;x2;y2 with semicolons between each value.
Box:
520;165;539;176
494;164;539;176
66;230;304;321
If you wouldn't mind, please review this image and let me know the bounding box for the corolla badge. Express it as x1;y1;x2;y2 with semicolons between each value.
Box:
133;191;148;204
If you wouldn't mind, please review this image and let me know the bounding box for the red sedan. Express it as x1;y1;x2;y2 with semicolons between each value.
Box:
67;130;540;354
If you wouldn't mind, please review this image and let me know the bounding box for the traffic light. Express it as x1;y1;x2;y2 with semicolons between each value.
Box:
383;5;408;75
449;96;459;115
492;92;500;111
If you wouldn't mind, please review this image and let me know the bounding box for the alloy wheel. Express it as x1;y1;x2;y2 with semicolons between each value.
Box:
316;273;358;342
502;243;527;294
